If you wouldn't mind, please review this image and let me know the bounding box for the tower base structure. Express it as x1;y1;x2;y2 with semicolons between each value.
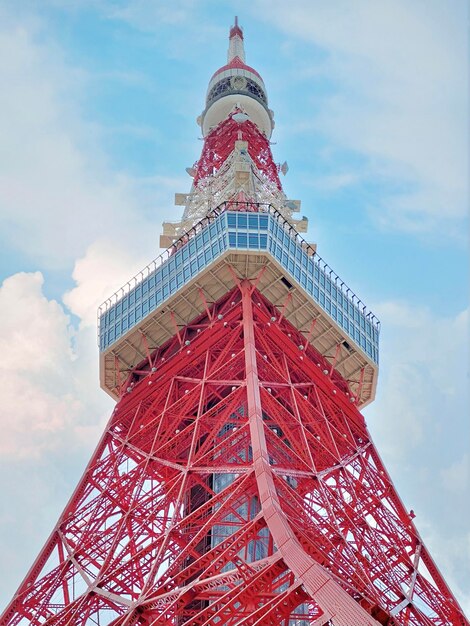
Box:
2;278;466;626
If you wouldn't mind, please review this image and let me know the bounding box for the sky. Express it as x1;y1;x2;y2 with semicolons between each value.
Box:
0;0;468;616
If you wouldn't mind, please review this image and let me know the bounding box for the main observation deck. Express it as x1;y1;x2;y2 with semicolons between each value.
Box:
98;203;379;406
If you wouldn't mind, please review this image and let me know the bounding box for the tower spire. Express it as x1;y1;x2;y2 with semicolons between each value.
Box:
228;15;245;62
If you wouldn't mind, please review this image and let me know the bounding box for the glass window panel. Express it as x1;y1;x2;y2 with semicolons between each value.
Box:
237;214;247;228
238;233;247;247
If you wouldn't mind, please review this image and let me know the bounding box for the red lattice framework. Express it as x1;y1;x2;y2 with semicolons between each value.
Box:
193;113;282;190
2;279;467;626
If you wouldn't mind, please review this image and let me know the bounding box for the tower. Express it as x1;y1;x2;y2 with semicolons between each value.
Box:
1;17;467;626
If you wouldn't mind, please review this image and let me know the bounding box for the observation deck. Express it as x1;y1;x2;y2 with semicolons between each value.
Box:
98;203;379;406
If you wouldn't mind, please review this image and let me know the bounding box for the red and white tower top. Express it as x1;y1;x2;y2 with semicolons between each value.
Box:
228;16;245;62
198;16;273;137
166;18;306;243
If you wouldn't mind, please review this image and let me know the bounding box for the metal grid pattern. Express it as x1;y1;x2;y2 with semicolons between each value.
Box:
3;286;465;626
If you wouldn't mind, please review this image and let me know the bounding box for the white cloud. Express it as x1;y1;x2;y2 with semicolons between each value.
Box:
363;300;469;612
0;272;112;458
416;519;470;618
367;302;468;459
63;238;151;328
0;272;113;606
253;0;468;234
0;9;173;270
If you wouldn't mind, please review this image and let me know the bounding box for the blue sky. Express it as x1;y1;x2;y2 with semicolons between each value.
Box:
0;0;468;615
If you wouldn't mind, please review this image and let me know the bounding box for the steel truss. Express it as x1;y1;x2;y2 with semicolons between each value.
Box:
2;279;467;626
180;112;297;228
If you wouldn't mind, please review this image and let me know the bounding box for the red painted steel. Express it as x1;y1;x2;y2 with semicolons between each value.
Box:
2;284;467;626
193;112;282;189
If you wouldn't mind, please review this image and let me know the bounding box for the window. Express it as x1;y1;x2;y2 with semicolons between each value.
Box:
248;215;258;228
237;214;247;228
238;233;247;247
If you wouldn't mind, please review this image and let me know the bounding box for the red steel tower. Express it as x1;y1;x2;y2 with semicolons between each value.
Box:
2;19;468;626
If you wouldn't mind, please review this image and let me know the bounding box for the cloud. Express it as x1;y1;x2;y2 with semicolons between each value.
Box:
416;519;470;618
0;8;172;271
0;271;117;607
367;301;468;460
363;300;469;612
0;272;112;458
63;238;152;328
252;0;468;235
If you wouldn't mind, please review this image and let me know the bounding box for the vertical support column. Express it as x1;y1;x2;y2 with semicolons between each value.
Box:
241;281;269;466
240;280;379;626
